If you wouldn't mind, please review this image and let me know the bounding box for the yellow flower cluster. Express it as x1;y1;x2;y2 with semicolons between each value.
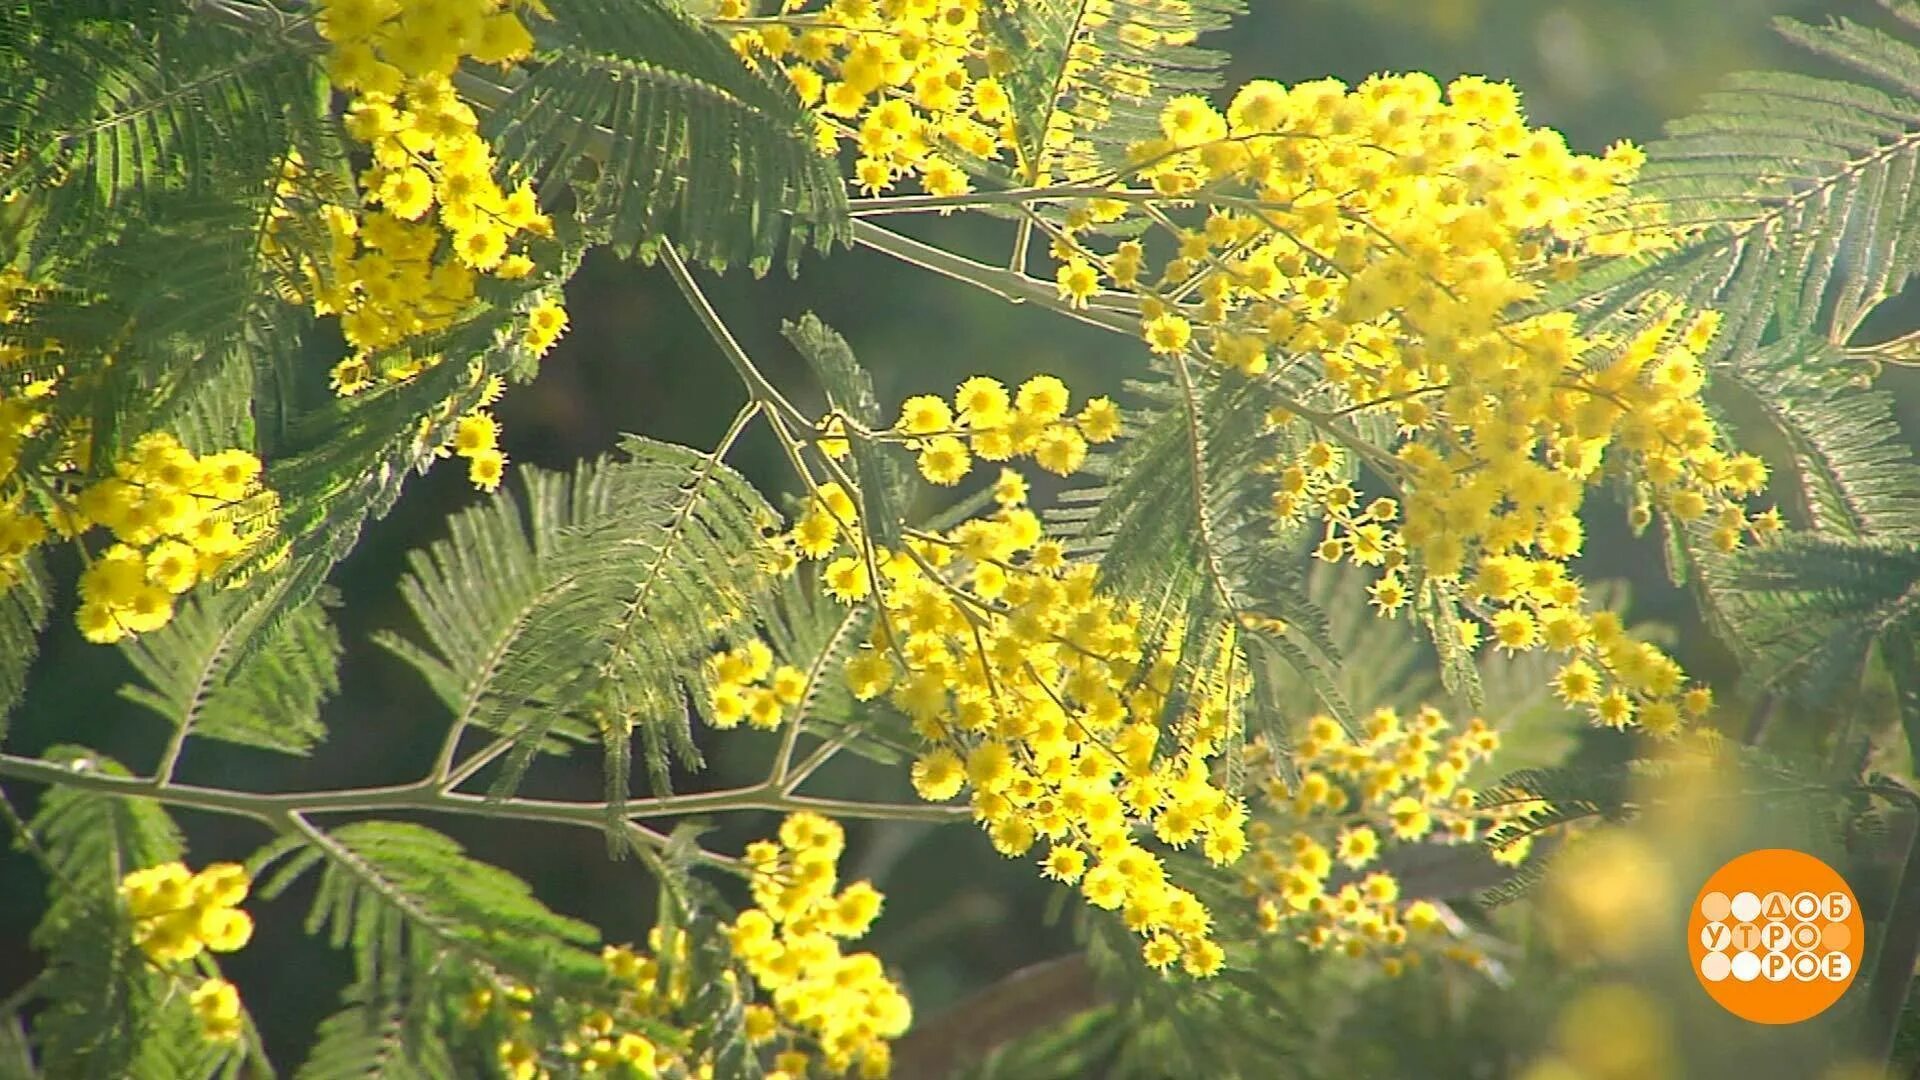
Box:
473;968;666;1079
69;433;278;643
873;375;1119;486
118;861;254;965
531;949;666;1077
708;638;811;731
447;403;514;493
468;982;553;1080
0;271;279;641
475;817;908;1078
1241;707;1520;972
726;813;910;1077
0;269;67;590
731;382;1240;978
725;0;1010;196
1027;74;1769;734
302;0;564;492
190;978;244;1043
784;375;1114;572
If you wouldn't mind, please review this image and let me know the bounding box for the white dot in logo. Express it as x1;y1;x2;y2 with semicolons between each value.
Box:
1762;952;1793;981
1792;951;1821;982
1760;920;1791;952
1824;951;1853;982
1700;951;1732;982
1730;891;1762;923
1824;891;1853;922
1732;951;1762;981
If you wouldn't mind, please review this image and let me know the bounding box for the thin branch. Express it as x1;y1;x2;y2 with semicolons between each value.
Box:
1010;218;1033;274
441;733;515;791
0;752;968;833
0;971;46;1020
769;601;867;789
850;220;1143;325
660;240;810;427
782;730;864;796
849;184;1146;215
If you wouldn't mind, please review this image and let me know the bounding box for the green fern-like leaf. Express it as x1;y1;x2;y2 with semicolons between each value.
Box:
83;164;338;460
1051;361;1356;739
781;313;906;550
24;749;181;880
23;748;254;1080
293;987;457;1080
1554;3;1920;362
1473;748;1872;906
373;462;613;768
677;910;769;1080
985;0;1243;187
0;4;327;248
481;0;849;275
117;583;341;758
1068;915;1323;1080
1712;337;1920;539
1470;765;1628;907
378;435;776;813
1706;533;1920;703
261;820;601;992
0;553;50;746
267;257;579;613
1248;564;1602;776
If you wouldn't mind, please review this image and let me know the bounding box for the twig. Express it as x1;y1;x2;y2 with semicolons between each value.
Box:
0;752;970;833
660;240;810;428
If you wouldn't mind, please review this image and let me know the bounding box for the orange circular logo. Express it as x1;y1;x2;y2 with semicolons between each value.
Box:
1688;848;1863;1023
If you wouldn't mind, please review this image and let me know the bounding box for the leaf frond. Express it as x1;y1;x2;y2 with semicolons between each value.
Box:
1561;12;1920;359
117;583;341;758
0;553;50;746
483;0;849;275
379;435;777;817
21;750;245;1080
987;0;1243;188
261;820;601;993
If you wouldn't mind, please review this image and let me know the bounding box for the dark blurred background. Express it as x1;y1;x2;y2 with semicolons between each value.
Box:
4;0;1917;1072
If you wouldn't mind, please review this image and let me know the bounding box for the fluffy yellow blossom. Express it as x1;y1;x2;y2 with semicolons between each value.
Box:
119;861;254;965
722;814;911;1075
707;639;798;731
65;432;278;644
984;73;1772;739
289;0;562;492
741;0;1005;197
0;274;278;643
190;979;244;1043
713;382;1235;976
878;375;1101;482
1242;709;1518;971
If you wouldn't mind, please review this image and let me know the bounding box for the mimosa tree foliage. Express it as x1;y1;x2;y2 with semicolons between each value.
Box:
1;0;1919;1077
